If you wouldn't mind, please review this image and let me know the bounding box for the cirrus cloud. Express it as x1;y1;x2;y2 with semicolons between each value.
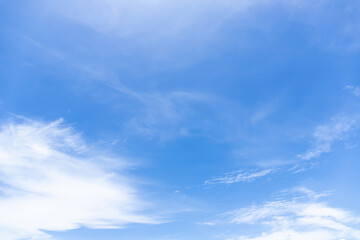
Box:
0;118;156;240
226;188;360;240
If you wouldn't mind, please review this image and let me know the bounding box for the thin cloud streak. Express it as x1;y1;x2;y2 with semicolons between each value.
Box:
204;169;275;185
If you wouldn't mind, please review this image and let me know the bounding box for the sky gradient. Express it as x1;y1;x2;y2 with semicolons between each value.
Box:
1;1;360;239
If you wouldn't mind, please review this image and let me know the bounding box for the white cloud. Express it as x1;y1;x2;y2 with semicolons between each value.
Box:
345;85;360;97
0;118;156;240
298;115;358;160
226;188;360;240
204;169;274;185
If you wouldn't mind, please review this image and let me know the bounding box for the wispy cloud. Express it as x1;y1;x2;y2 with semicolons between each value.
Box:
38;0;360;58
103;80;208;140
225;188;360;240
207;113;360;182
204;169;275;185
298;115;358;160
0;118;156;240
12;33;208;141
46;0;264;36
250;101;277;124
125;91;207;140
345;85;360;97
45;0;326;37
39;0;344;63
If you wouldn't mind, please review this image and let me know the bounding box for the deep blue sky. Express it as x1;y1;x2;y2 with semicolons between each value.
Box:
1;1;360;240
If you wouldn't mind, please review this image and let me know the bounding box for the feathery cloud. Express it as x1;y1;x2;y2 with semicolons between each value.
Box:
226;188;360;240
298;115;358;160
204;169;275;185
0;118;156;240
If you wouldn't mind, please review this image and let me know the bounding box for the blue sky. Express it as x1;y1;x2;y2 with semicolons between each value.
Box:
1;0;360;239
